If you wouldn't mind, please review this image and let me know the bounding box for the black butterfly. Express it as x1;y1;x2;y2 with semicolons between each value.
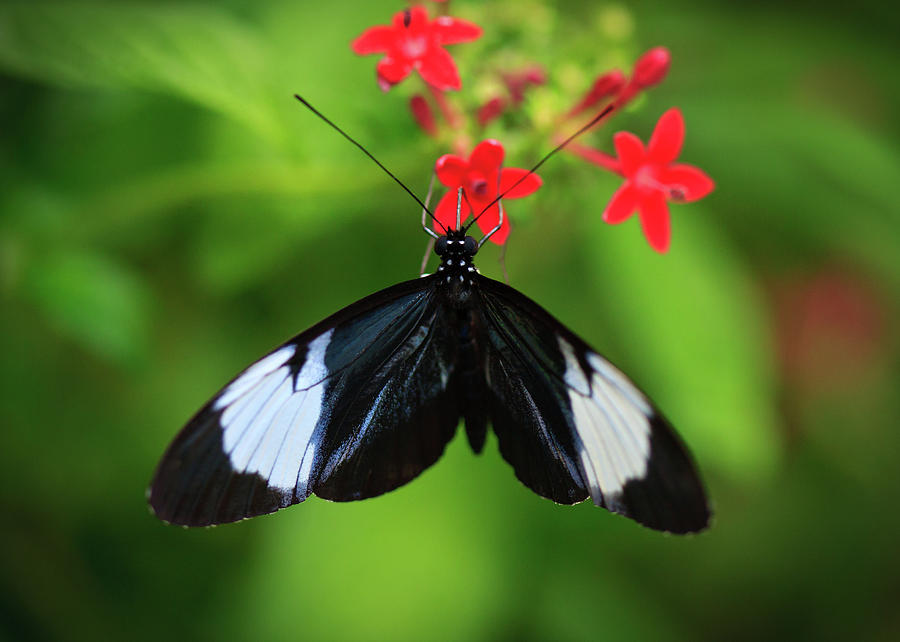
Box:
148;98;710;533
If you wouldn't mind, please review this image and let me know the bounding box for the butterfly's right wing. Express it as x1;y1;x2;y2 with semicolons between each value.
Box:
476;276;710;534
149;276;461;527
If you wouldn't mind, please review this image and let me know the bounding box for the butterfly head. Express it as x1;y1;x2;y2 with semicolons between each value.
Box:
434;229;478;290
435;230;478;265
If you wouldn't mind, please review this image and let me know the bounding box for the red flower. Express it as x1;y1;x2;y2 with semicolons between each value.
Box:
351;6;482;91
603;108;714;253
434;140;542;244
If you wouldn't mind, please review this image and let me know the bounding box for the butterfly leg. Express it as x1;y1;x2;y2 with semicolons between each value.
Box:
498;239;510;284
420;172;440;239
478;198;506;249
420;172;439;275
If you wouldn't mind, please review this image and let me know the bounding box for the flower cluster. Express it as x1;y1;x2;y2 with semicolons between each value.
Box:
351;5;713;253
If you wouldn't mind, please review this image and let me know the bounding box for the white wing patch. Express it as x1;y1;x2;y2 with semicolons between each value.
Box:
214;346;295;410
558;337;652;502
216;331;334;493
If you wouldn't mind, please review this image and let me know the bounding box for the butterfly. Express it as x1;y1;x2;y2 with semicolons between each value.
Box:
148;97;711;533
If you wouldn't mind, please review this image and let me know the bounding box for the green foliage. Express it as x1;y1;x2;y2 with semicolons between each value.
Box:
1;1;898;641
23;249;150;364
0;2;281;138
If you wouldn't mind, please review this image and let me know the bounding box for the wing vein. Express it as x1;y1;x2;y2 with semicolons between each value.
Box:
316;293;440;481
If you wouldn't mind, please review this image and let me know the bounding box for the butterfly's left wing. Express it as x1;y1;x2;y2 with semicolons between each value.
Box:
149;276;461;527
476;276;710;534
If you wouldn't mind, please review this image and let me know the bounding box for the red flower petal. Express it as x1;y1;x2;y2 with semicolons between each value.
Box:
566;142;621;173
603;182;640;223
351;25;395;55
418;46;462;91
647;108;684;165
659;164;715;202
432;17;482;45
613;132;645;176
474;202;511;245
469;139;504;173
376;56;413;84
435;154;468;186
498;168;542;198
637;191;671;253
434;190;471;232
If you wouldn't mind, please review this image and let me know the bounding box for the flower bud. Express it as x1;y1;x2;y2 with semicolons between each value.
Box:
502;64;547;105
631;47;670;88
523;65;547;86
566;69;626;118
409;95;437;136
477;97;506;126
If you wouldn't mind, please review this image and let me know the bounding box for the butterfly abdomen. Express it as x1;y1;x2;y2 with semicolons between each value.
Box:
457;308;488;453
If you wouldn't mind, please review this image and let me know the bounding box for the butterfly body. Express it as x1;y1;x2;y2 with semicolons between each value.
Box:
150;228;710;533
434;230;489;453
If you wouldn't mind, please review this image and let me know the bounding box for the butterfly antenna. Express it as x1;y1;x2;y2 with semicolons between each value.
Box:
293;94;445;232
465;103;616;234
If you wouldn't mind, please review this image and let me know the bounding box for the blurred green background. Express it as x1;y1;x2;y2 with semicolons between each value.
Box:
1;0;898;640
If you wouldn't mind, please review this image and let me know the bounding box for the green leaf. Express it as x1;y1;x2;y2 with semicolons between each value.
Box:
586;205;781;485
23;250;151;365
0;2;280;138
